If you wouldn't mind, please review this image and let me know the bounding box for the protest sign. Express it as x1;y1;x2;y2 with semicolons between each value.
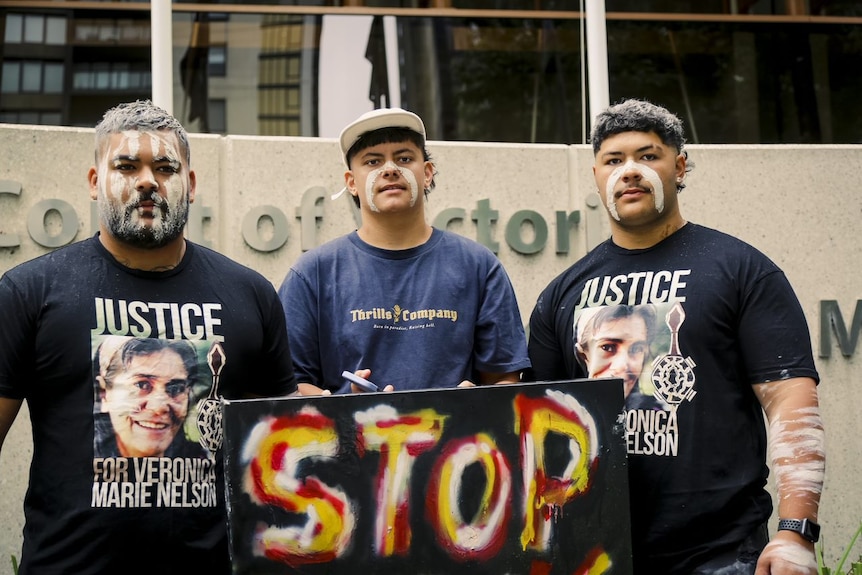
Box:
222;379;632;574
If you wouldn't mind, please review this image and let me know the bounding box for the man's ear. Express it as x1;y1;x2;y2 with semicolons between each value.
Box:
188;169;197;204
344;170;357;196
675;153;686;181
88;166;99;200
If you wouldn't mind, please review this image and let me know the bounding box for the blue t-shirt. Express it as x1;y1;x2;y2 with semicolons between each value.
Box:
279;228;531;393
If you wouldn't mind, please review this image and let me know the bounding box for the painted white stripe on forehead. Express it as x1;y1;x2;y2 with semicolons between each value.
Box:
604;160;665;221
119;130;141;158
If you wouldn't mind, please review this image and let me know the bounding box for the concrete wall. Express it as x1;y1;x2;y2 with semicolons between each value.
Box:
1;124;859;567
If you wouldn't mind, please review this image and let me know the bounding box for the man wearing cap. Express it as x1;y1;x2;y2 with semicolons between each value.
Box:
277;108;531;395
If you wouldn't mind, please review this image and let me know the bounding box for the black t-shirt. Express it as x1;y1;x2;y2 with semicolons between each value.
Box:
0;234;297;574
526;223;819;574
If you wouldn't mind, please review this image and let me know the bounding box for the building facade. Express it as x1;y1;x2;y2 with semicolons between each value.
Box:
2;0;862;144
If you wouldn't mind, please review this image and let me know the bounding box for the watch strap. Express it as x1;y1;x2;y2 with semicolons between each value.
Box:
778;518;820;543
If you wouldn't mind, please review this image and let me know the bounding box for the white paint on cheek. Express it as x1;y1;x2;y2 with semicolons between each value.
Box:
164;173;186;210
364;161;418;212
603;160;665;221
108;171;128;200
604;165;624;221
403;166;419;207
365;169;381;213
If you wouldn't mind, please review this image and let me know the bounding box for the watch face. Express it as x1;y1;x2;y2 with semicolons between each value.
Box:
807;520;821;541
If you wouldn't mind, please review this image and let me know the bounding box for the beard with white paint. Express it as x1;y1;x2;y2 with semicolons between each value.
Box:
604;160;665;222
365;160;419;213
98;131;190;249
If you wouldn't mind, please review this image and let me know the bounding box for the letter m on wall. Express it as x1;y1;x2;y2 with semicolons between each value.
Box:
820;300;862;358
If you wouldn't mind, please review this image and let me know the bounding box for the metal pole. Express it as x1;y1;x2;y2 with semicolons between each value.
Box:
585;0;609;135
383;15;401;108
151;0;173;113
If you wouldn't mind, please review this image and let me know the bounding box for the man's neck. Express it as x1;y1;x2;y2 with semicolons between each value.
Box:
98;230;187;271
610;216;688;250
357;212;433;250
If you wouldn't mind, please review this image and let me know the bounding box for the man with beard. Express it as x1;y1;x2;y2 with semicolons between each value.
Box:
0;100;297;574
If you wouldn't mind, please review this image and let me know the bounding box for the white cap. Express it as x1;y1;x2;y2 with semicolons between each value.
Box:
339;107;426;166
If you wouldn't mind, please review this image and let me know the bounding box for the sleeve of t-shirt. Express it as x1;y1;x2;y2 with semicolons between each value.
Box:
738;269;820;386
472;258;532;375
525;286;573;383
0;273;33;400
256;286;298;396
277;267;324;390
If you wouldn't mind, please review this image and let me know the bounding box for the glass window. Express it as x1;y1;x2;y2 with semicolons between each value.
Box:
94;63;110;89
129;70;144;89
209;99;227;133
287;58;300;82
18;111;39;125
4;14;23;44
76;22;100;42
23;14;44;44
603;19;862;144
41;112;62;125
114;62;131;89
209;45;227;76
21;62;41;92
99;23;119;42
45;16;67;45
73;63;92;90
1;62;20;93
43;62;64;93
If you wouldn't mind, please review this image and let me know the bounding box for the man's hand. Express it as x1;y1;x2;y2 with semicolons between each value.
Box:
298;382;331;396
754;535;817;575
347;369;394;393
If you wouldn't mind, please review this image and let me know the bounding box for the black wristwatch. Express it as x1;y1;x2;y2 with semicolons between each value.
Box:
778;518;821;543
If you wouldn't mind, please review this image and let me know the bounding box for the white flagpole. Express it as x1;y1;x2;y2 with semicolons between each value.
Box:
151;0;174;113
586;0;609;134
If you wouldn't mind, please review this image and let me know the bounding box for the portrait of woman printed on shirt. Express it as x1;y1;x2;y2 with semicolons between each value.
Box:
574;304;668;411
93;335;208;458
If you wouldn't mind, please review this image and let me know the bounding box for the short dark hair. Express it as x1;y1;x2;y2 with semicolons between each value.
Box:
590;99;694;190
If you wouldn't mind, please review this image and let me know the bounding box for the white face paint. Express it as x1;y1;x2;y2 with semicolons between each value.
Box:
97;130;189;248
364;160;419;213
604;160;664;221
